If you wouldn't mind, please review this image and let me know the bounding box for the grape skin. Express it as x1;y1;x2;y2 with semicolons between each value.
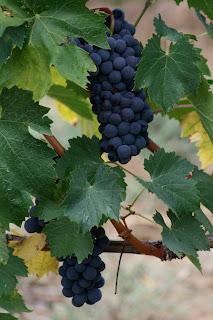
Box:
60;227;109;307
78;9;153;164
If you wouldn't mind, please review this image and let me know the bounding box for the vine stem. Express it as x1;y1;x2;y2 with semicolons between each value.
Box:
134;0;156;27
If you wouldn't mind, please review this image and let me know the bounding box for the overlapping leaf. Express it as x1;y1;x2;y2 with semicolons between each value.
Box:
188;79;213;143
48;84;93;119
0;0;109;95
180;111;213;169
44;218;93;261
154;211;209;267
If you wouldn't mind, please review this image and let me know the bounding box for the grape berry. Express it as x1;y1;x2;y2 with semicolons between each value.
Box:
79;8;153;164
59;227;109;307
24;204;45;233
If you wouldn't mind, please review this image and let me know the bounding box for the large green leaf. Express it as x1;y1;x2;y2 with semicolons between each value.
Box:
40;163;126;232
154;211;209;261
0;290;30;313
1;87;52;134
135;35;201;110
0;251;27;296
48;85;93;120
0;0;109;93
0;87;57;200
44;217;93;261
53;44;96;89
138;149;200;214
56;136;101;178
188;79;213;144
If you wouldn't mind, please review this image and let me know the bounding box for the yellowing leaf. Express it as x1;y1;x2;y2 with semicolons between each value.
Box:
12;233;46;263
181;111;213;168
55;101;78;125
27;251;59;277
50;67;67;87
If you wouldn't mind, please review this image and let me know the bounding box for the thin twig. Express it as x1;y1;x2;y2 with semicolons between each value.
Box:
121;205;154;224
134;0;156;27
114;242;126;294
129;188;145;210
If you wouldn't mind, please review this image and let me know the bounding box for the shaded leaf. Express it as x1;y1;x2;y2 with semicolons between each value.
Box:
154;211;209;259
48;84;93;119
44;218;93;261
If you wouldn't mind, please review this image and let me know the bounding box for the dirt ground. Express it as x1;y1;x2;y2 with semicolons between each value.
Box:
16;0;213;319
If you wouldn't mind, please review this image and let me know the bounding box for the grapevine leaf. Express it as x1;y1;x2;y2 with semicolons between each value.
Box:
27;251;59;277
48;84;93;120
0;87;57;200
11;233;59;277
174;0;213;20
12;234;47;263
0;250;27;296
188;0;213;20
0;8;26;36
188;79;213;143
180;111;213;169
44;218;93;261
0;47;52;101
1;87;52;134
196;11;213;39
0;290;30;313
53;44;96;89
40;163;126;232
0;229;8;264
187;254;202;272
193;169;213;212
195;209;213;233
56;136;101;178
138;149;200;214
154;15;182;41
154;211;209;259
135;35;201;110
0;314;18;320
0;25;26;67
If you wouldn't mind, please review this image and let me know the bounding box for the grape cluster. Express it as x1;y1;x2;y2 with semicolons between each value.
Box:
24;202;45;233
77;9;153;164
59;227;109;307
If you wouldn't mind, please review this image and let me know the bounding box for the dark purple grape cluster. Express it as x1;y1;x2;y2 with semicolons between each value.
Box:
24;202;45;233
77;9;153;164
59;227;109;307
